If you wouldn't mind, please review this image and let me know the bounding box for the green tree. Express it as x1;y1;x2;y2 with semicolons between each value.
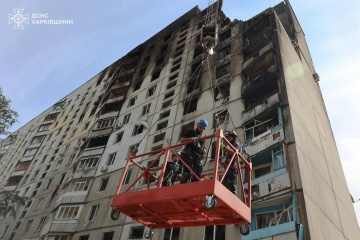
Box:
0;87;25;218
0;86;18;136
0;189;27;218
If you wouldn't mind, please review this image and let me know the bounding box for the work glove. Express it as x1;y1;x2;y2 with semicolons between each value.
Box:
220;143;226;149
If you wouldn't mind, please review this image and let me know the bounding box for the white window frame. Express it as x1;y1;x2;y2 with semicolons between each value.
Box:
107;153;116;166
55;205;81;220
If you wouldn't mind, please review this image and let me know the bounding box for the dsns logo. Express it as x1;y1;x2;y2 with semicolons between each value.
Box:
8;9;29;29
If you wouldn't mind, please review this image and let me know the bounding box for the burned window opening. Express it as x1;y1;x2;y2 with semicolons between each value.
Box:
175;43;185;52
177;36;186;45
244;107;282;142
214;83;230;104
169;73;178;81
134;78;144;91
163;33;171;42
151;70;161;81
242;71;278;105
183;98;198;115
171;64;181;73
174;49;184;59
138;68;147;77
219;29;231;42
216;63;230;79
87;135;110;148
217;45;231;61
180;121;195;140
160;44;168;54
156;56;165;67
173;58;182;66
193;45;204;59
243;14;271;39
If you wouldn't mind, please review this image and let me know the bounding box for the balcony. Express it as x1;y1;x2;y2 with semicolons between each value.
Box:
247;168;291;200
90;128;113;138
242;91;280;124
72;167;97;179
55;191;87;208
105;95;125;105
242;194;297;240
49;220;77;233
244;127;284;155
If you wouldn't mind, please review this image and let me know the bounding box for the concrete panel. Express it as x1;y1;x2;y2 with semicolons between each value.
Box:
304;194;345;240
298;148;343;230
337;199;360;240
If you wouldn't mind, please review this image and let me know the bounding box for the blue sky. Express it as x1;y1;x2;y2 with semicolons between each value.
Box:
1;0;359;224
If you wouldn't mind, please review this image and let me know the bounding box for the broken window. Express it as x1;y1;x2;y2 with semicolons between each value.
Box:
87;135;110;148
180;122;194;139
129;226;144;239
205;225;225;240
128;96;137;107
31;135;45;144
38;124;51;132
164;90;175;100
214;82;230;103
193;45;203;59
159;110;171;120
98;178;109;192
219;28;231;42
134;78;144;91
139;67;146;77
24;148;38;157
157;121;168;131
213;109;229;128
216;63;230;79
151;70;161;81
132;124;144;136
146;85;156;97
123;113;131;124
217;45;231;61
162;100;172;109
142;103;151;115
174;48;184;59
153;132;165;143
163;33;171;42
114;132;124;144
244;107;283;142
78;157;99;169
164;228;180;240
169;73;178;81
183;98;198;115
96;118;116;130
156;56;165;67
160;44;168;54
44;113;59;122
170;64;181;73
175;43;185;52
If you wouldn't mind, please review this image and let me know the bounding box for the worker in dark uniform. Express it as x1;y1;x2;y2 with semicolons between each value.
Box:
221;130;241;194
179;119;208;184
149;153;182;187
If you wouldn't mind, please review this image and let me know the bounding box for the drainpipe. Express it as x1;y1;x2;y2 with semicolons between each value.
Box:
298;224;304;240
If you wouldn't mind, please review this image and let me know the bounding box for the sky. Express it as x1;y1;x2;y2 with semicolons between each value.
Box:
1;0;359;225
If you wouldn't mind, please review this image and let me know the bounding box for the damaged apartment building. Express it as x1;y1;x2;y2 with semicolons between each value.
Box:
0;1;359;240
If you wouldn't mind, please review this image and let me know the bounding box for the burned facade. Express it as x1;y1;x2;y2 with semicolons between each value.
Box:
0;1;359;240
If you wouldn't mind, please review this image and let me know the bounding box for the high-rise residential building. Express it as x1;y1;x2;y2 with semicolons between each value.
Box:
0;1;359;240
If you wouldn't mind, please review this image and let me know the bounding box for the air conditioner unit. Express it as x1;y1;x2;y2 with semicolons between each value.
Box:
100;165;109;173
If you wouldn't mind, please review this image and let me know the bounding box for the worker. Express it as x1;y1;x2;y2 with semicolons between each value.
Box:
220;130;241;194
179;119;208;184
148;153;182;187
